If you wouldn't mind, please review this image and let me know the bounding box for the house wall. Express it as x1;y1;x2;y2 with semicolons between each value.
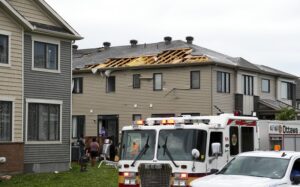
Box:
23;34;71;173
212;66;235;114
73;66;213;138
0;6;24;173
8;0;60;26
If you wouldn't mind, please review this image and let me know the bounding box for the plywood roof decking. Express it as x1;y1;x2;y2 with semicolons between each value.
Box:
89;48;210;70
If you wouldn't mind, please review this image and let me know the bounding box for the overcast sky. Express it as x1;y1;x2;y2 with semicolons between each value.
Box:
47;0;300;77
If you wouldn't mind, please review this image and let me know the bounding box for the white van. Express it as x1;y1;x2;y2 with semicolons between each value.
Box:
190;151;300;187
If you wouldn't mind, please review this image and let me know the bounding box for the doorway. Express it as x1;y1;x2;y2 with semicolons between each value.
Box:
98;115;119;144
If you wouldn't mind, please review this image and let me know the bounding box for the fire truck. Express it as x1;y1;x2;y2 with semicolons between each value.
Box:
118;114;259;187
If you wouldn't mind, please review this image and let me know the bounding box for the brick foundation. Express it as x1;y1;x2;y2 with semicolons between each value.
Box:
0;143;24;174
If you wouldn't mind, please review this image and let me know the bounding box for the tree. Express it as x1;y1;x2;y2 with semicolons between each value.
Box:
275;107;297;120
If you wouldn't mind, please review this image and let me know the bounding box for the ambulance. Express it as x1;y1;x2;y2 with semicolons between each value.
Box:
118;114;259;187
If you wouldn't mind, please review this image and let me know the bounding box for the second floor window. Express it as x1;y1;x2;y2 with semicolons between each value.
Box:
262;79;270;93
0;34;9;64
133;74;140;89
281;82;293;100
106;76;116;93
243;75;254;96
153;73;163;91
190;71;200;89
34;41;58;70
72;77;83;94
0;101;12;142
217;71;230;93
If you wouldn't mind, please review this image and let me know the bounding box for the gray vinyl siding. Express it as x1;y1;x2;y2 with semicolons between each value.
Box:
23;34;71;165
73;66;212;137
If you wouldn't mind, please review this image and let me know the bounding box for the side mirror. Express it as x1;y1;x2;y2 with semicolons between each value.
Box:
210;169;219;174
292;175;300;185
211;143;221;156
191;149;200;159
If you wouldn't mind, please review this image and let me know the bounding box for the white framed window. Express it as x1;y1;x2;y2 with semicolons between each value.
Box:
243;75;254;96
0;98;14;142
153;73;163;91
72;115;85;139
32;35;60;73
281;82;293;100
0;30;11;67
72;77;83;94
26;98;62;144
262;79;270;93
217;71;230;93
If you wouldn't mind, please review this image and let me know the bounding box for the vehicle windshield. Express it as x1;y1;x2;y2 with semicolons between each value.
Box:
157;129;207;161
218;156;290;179
120;130;156;160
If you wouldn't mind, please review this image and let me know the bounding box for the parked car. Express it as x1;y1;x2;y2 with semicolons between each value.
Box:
190;151;300;187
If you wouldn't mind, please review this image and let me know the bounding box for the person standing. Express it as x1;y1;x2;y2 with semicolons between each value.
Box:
89;138;99;167
77;134;85;159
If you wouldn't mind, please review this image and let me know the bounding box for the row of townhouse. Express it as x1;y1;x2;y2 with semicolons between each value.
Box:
72;37;299;144
0;0;82;174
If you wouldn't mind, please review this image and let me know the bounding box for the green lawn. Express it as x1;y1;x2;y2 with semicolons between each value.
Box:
1;163;118;187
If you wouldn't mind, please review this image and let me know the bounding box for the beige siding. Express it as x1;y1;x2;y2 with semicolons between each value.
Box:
258;75;276;100
212;67;235;114
73;66;213;137
9;0;60;26
0;8;23;142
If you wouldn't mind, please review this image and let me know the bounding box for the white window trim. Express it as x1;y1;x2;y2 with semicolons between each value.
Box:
0;30;11;67
25;98;63;144
31;35;61;73
0;96;15;143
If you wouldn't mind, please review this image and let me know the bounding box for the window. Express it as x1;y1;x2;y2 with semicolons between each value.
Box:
209;132;223;156
281;82;294;100
72;116;85;139
106;76;115;93
262;79;270;93
243;75;254;95
153;73;163;91
190;71;200;89
34;41;58;70
217;71;230;93
0;34;9;64
151;114;175;117
133;74;140;89
72;77;83;94
241;127;254;152
132;114;142;121
0;101;12;141
230;126;239;156
27;103;61;141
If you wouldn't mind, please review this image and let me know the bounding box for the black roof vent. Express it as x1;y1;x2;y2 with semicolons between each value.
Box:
164;36;172;45
130;39;138;47
72;45;78;50
186;36;194;44
103;42;111;49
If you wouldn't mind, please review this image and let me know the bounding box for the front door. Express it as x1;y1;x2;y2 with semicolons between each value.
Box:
98;115;119;144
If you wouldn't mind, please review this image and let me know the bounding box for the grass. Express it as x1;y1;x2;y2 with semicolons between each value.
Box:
1;163;118;187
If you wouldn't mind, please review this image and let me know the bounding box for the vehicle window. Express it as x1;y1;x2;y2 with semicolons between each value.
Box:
209;132;223;157
290;158;300;181
219;156;290;179
157;129;207;161
241;127;254;152
230;126;239;156
120;130;156;160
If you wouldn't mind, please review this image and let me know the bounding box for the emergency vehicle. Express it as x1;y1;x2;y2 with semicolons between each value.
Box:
118;114;258;187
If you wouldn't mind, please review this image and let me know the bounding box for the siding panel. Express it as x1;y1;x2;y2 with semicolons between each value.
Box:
73;66;212;137
23;34;71;164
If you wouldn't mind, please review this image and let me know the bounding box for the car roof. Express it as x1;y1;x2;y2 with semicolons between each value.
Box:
238;151;300;159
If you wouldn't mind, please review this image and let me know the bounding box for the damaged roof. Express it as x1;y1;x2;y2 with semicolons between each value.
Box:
73;40;296;79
